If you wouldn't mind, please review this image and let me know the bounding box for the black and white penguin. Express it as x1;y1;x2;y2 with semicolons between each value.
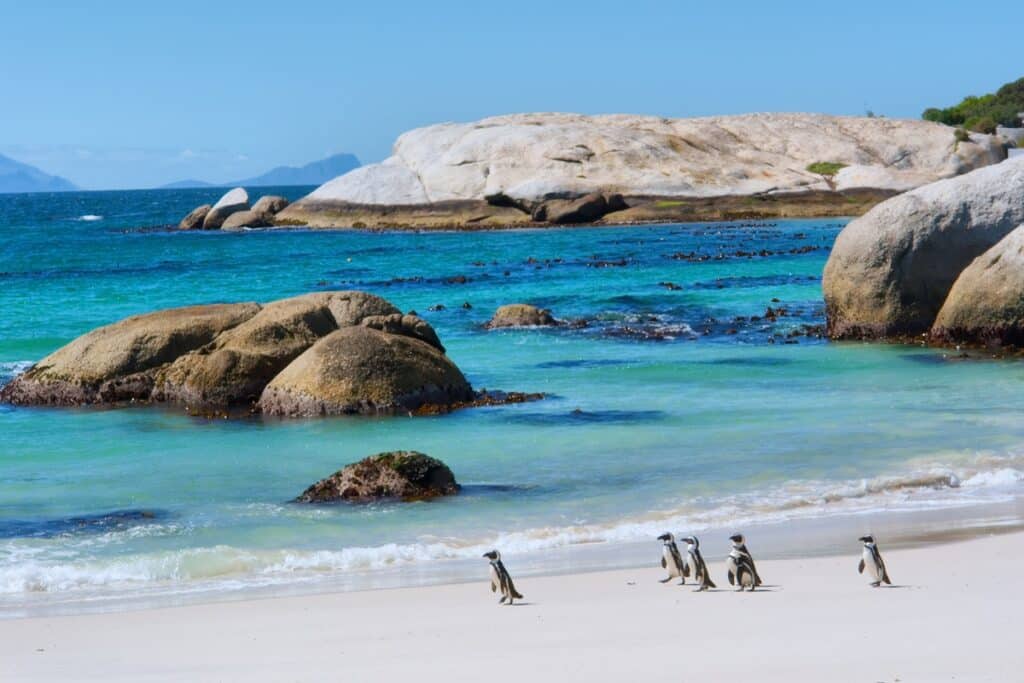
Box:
483;550;523;605
725;532;763;591
858;535;892;587
657;532;688;585
681;536;716;591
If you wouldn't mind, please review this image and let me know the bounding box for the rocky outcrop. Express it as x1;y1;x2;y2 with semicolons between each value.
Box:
531;192;624;224
202;188;249;229
221;195;289;230
295;451;459;502
1;291;480;417
823;158;1024;339
258;326;473;416
0;303;260;405
178;204;211;230
155;292;397;407
486;304;558;328
275;113;1004;229
931;225;1024;346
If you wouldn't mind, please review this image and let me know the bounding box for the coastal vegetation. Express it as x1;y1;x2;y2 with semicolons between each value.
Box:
922;76;1024;132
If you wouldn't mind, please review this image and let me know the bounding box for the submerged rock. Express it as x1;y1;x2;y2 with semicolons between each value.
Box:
295;451;459;502
486;304;558;328
823;158;1024;339
178;204;211;230
931;225;1024;346
203;187;250;229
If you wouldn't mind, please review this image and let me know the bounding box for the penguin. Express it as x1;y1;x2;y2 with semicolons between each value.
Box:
725;533;763;591
858;535;892;587
657;532;688;585
681;535;716;591
483;550;523;605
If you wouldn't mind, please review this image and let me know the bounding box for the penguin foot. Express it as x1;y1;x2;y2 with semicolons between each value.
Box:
871;581;881;588
658;577;672;584
678;580;686;586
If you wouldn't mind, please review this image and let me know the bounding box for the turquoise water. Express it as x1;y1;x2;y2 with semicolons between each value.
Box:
2;188;1024;614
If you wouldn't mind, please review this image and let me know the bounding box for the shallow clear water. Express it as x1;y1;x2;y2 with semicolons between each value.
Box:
2;189;1023;614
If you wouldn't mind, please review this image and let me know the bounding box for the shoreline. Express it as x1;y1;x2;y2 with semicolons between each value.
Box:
3;528;1022;681
271;188;894;231
4;492;1021;620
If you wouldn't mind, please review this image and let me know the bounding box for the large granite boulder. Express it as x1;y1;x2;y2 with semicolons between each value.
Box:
823;158;1024;339
931;225;1024;346
0;303;260;405
156;292;401;407
258;326;474;416
203;188;250;229
360;313;444;352
221;195;290;230
1;291;475;418
532;192;610;224
281;114;1003;223
178;204;211;231
295;451;459;502
486;304;558;329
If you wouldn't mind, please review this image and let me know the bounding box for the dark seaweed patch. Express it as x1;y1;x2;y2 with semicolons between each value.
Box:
0;509;169;539
534;359;632;369
505;409;666;425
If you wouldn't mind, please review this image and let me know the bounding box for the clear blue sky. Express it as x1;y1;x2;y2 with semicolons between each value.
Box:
2;0;1021;189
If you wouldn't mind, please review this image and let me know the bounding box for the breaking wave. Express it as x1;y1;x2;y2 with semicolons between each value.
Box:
0;454;1020;602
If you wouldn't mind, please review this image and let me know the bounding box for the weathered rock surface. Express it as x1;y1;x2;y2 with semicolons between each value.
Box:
178;204;212;230
221;195;290;230
931;225;1024;346
0;303;260;405
295;451;459;502
486;304;558;328
276;113;1004;228
258;326;474;416
1;291;479;418
823;158;1024;339
532;192;610;224
156;292;397;407
202;187;249;229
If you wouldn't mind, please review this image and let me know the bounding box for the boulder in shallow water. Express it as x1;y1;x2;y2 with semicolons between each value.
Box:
295;451;459;502
156;291;400;408
823;158;1024;339
486;304;558;328
258;326;474;416
532;192;609;224
203;187;250;229
178;204;212;230
0;303;261;405
931;225;1024;346
221;195;290;230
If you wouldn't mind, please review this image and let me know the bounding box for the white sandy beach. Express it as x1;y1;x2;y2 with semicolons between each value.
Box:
2;530;1021;682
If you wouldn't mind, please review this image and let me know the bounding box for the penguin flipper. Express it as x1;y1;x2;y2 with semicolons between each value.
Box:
682;563;691;578
661;557;667;569
706;578;717;589
858;559;865;574
727;569;735;586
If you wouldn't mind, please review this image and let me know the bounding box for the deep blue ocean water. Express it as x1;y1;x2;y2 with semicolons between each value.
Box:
2;187;1023;614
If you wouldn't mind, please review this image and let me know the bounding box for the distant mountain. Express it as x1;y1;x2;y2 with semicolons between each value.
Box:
161;178;215;189
160;153;361;189
0;154;77;194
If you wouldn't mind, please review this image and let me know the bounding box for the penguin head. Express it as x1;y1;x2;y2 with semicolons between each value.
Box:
682;536;698;548
482;550;500;561
858;535;875;545
729;533;744;545
657;532;674;543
